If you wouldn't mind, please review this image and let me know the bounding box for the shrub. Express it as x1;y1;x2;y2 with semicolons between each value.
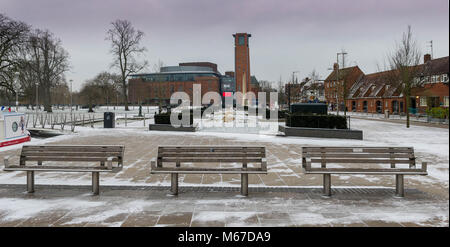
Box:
264;109;289;119
286;114;347;129
154;111;194;125
426;107;449;119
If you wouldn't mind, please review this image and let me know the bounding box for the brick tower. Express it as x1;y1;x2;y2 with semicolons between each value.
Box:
233;33;251;104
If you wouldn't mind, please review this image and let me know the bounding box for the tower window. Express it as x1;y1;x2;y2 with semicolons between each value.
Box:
238;36;245;45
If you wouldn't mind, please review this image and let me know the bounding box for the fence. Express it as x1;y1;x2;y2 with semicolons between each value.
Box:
331;110;448;124
24;107;159;132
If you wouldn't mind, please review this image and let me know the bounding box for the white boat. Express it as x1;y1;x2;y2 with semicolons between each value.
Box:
0;111;31;148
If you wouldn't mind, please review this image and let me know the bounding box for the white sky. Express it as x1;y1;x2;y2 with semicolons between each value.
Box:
1;0;449;91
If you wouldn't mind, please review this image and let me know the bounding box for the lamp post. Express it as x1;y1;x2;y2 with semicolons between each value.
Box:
337;51;347;116
288;71;300;112
70;79;73;113
35;82;39;114
108;79;114;111
14;72;20;112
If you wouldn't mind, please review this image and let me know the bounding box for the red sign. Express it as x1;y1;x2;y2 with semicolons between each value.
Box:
222;92;232;97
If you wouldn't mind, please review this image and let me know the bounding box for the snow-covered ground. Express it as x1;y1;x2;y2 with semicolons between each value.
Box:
0;115;448;226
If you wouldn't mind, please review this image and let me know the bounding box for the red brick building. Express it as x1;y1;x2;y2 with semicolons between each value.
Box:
233;33;255;104
347;55;449;114
347;70;405;113
128;33;258;106
324;64;364;110
128;64;221;105
410;55;449;113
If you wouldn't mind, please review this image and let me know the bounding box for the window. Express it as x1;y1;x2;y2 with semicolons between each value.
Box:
443;74;448;83
444;96;449;107
420;96;427;107
238;36;245;45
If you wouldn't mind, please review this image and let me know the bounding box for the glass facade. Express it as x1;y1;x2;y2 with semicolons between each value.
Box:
130;72;219;82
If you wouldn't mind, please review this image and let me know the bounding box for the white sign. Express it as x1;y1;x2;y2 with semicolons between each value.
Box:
4;114;27;140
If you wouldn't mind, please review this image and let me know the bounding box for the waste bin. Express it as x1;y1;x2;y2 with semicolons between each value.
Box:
104;112;115;128
384;109;389;119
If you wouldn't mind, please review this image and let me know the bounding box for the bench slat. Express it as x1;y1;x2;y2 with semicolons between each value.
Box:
161;158;263;163
22;145;124;152
303;147;413;153
159;147;264;152
305;168;427;175
303;153;412;159
159;153;264;158
151;167;267;174
309;158;412;164
21;152;123;157
23;157;119;162
4;165;122;173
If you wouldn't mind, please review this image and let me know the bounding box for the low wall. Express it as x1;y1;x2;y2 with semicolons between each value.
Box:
149;124;197;132
279;126;363;140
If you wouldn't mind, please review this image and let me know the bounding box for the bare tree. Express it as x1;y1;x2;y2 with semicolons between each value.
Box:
150;59;166;111
277;76;286;108
79;80;102;112
152;59;164;73
0;14;30;101
388;26;422;128
25;29;70;112
91;71;121;106
106;19;148;111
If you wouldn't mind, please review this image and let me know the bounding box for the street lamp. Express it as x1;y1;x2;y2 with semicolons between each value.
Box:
108;79;114;111
35;82;39;114
337;51;348;116
14;72;20;112
70;79;73;113
288;71;300;112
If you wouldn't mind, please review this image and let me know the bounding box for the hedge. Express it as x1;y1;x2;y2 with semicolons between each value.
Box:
264;109;289;119
426;107;449;119
154;111;194;125
286;114;347;129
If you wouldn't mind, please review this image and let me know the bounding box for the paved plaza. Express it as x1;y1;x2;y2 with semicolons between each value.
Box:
0;118;448;227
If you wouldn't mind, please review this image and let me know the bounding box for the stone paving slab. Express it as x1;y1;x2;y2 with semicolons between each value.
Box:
0;120;448;226
0;184;447;227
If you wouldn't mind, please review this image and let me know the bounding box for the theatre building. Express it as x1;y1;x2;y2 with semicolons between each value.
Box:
128;33;259;106
128;62;224;105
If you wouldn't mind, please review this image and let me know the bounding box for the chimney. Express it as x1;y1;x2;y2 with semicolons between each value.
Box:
333;63;339;71
424;54;431;63
225;71;235;77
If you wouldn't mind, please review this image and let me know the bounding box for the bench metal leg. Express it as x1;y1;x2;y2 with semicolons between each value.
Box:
171;173;178;195
27;171;35;193
92;172;100;195
323;174;331;197
241;174;248;196
395;174;404;198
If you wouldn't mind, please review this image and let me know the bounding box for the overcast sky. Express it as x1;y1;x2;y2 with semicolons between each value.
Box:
1;0;449;91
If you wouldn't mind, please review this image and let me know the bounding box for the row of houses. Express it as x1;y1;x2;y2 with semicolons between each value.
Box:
324;54;449;114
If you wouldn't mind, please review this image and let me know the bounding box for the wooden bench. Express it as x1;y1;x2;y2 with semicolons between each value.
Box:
3;145;125;195
150;146;267;196
302;147;427;197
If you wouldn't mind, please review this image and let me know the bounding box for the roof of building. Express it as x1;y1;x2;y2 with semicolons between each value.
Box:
130;64;221;79
251;76;258;85
348;70;402;99
324;66;362;82
417;56;449;76
348;56;449;99
160;65;216;73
